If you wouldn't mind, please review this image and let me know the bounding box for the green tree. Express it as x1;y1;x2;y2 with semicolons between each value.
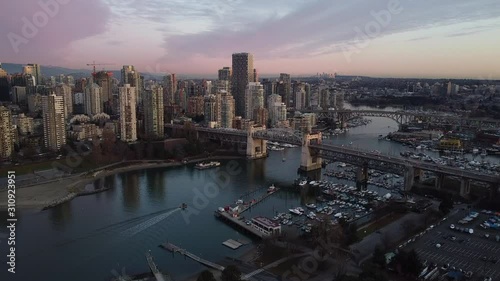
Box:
221;265;241;281
197;270;216;281
372;246;386;269
439;196;453;214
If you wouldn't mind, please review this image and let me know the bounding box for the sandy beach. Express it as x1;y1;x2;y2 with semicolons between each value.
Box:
0;156;243;211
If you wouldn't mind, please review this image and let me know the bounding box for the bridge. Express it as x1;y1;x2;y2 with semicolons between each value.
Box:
160;242;225;271
165;124;500;196
294;109;500;129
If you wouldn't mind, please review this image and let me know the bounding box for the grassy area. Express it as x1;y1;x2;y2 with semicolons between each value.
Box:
357;212;406;239
0;156;109;177
0;159;67;176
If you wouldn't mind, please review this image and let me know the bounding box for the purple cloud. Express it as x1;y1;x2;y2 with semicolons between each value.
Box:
0;0;111;65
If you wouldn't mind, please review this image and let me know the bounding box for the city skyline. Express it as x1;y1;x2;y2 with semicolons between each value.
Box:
1;0;500;79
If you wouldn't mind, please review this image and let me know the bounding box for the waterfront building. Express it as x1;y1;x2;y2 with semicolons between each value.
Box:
119;84;137;142
42;94;66;150
245;82;264;120
251;217;281;236
0;106;13;159
143;85;164;139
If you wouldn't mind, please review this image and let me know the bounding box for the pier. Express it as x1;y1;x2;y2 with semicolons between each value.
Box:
239;188;279;214
215;188;281;239
159;243;225;271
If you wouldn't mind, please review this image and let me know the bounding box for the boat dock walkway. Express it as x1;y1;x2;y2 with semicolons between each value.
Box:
239;188;279;214
146;251;169;281
159;243;225;271
216;211;264;238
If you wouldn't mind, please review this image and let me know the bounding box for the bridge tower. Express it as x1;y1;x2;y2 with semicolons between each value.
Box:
246;125;268;159
300;132;322;172
460;178;471;198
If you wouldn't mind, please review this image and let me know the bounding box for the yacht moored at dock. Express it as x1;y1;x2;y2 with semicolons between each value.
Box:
195;161;221;170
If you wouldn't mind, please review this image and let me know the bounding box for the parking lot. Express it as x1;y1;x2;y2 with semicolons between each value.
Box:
404;208;500;281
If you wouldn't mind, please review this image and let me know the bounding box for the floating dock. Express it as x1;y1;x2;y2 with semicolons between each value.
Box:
159;242;225;271
222;239;243;249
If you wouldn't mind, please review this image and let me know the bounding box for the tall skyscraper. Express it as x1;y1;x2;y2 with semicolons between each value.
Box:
253;69;258;82
163;74;176;105
23;64;41;85
84;83;103;116
12;86;27;104
245;82;264;120
42;94;66;150
55;84;73;118
94;71;113;113
232;53;254;117
121;65;141;103
119;84;137;142
220;91;235;128
218;67;231;81
279;73;292;107
267;94;287;127
143;85;164;139
0;106;13;159
213;80;231;94
204;94;219;126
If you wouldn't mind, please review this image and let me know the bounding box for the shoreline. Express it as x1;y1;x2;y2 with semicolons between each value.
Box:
0;155;244;211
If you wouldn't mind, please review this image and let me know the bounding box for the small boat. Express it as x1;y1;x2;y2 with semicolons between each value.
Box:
298;180;307;187
306;203;316;209
218;207;225;212
289;208;303;215
195;161;221;170
267;184;277;193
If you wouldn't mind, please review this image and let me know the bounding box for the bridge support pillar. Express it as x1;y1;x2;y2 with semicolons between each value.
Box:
300;132;322;172
414;168;423;184
403;167;414;191
246;125;267;160
434;173;444;190
356;163;369;191
460;178;471;198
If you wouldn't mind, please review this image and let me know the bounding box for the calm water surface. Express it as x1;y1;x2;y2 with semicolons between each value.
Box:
1;105;498;281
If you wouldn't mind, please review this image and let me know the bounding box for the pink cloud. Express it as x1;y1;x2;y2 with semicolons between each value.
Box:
0;0;111;65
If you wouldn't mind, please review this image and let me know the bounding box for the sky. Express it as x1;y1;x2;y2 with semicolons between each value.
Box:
1;0;500;78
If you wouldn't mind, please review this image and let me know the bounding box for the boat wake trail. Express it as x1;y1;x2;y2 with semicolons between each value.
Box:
120;208;181;238
94;207;180;233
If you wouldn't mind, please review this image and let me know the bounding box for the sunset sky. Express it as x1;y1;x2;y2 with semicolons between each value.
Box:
1;0;500;78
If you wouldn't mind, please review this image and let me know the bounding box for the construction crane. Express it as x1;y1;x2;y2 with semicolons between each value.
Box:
86;61;115;76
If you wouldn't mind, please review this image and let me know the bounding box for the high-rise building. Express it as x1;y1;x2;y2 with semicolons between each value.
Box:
23;64;41;85
0;63;7;77
0;106;13;159
12;86;27;104
0;64;8;102
121;65;141;103
187;96;204;117
204;94;221;126
84;83;103;117
253;69;258;82
278;73;292;107
55;84;73;118
220;91;235;128
218;67;231;81
232;53;254;117
119;84;137;142
13;113;34;135
143;85;164;139
268;94;287;128
163;74;176;105
213;80;231;94
294;83;307;110
94;71;113;113
253;107;268;126
318;86;330;109
245;82;264;120
42;94;66;150
447;82;459;95
27;93;43;113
